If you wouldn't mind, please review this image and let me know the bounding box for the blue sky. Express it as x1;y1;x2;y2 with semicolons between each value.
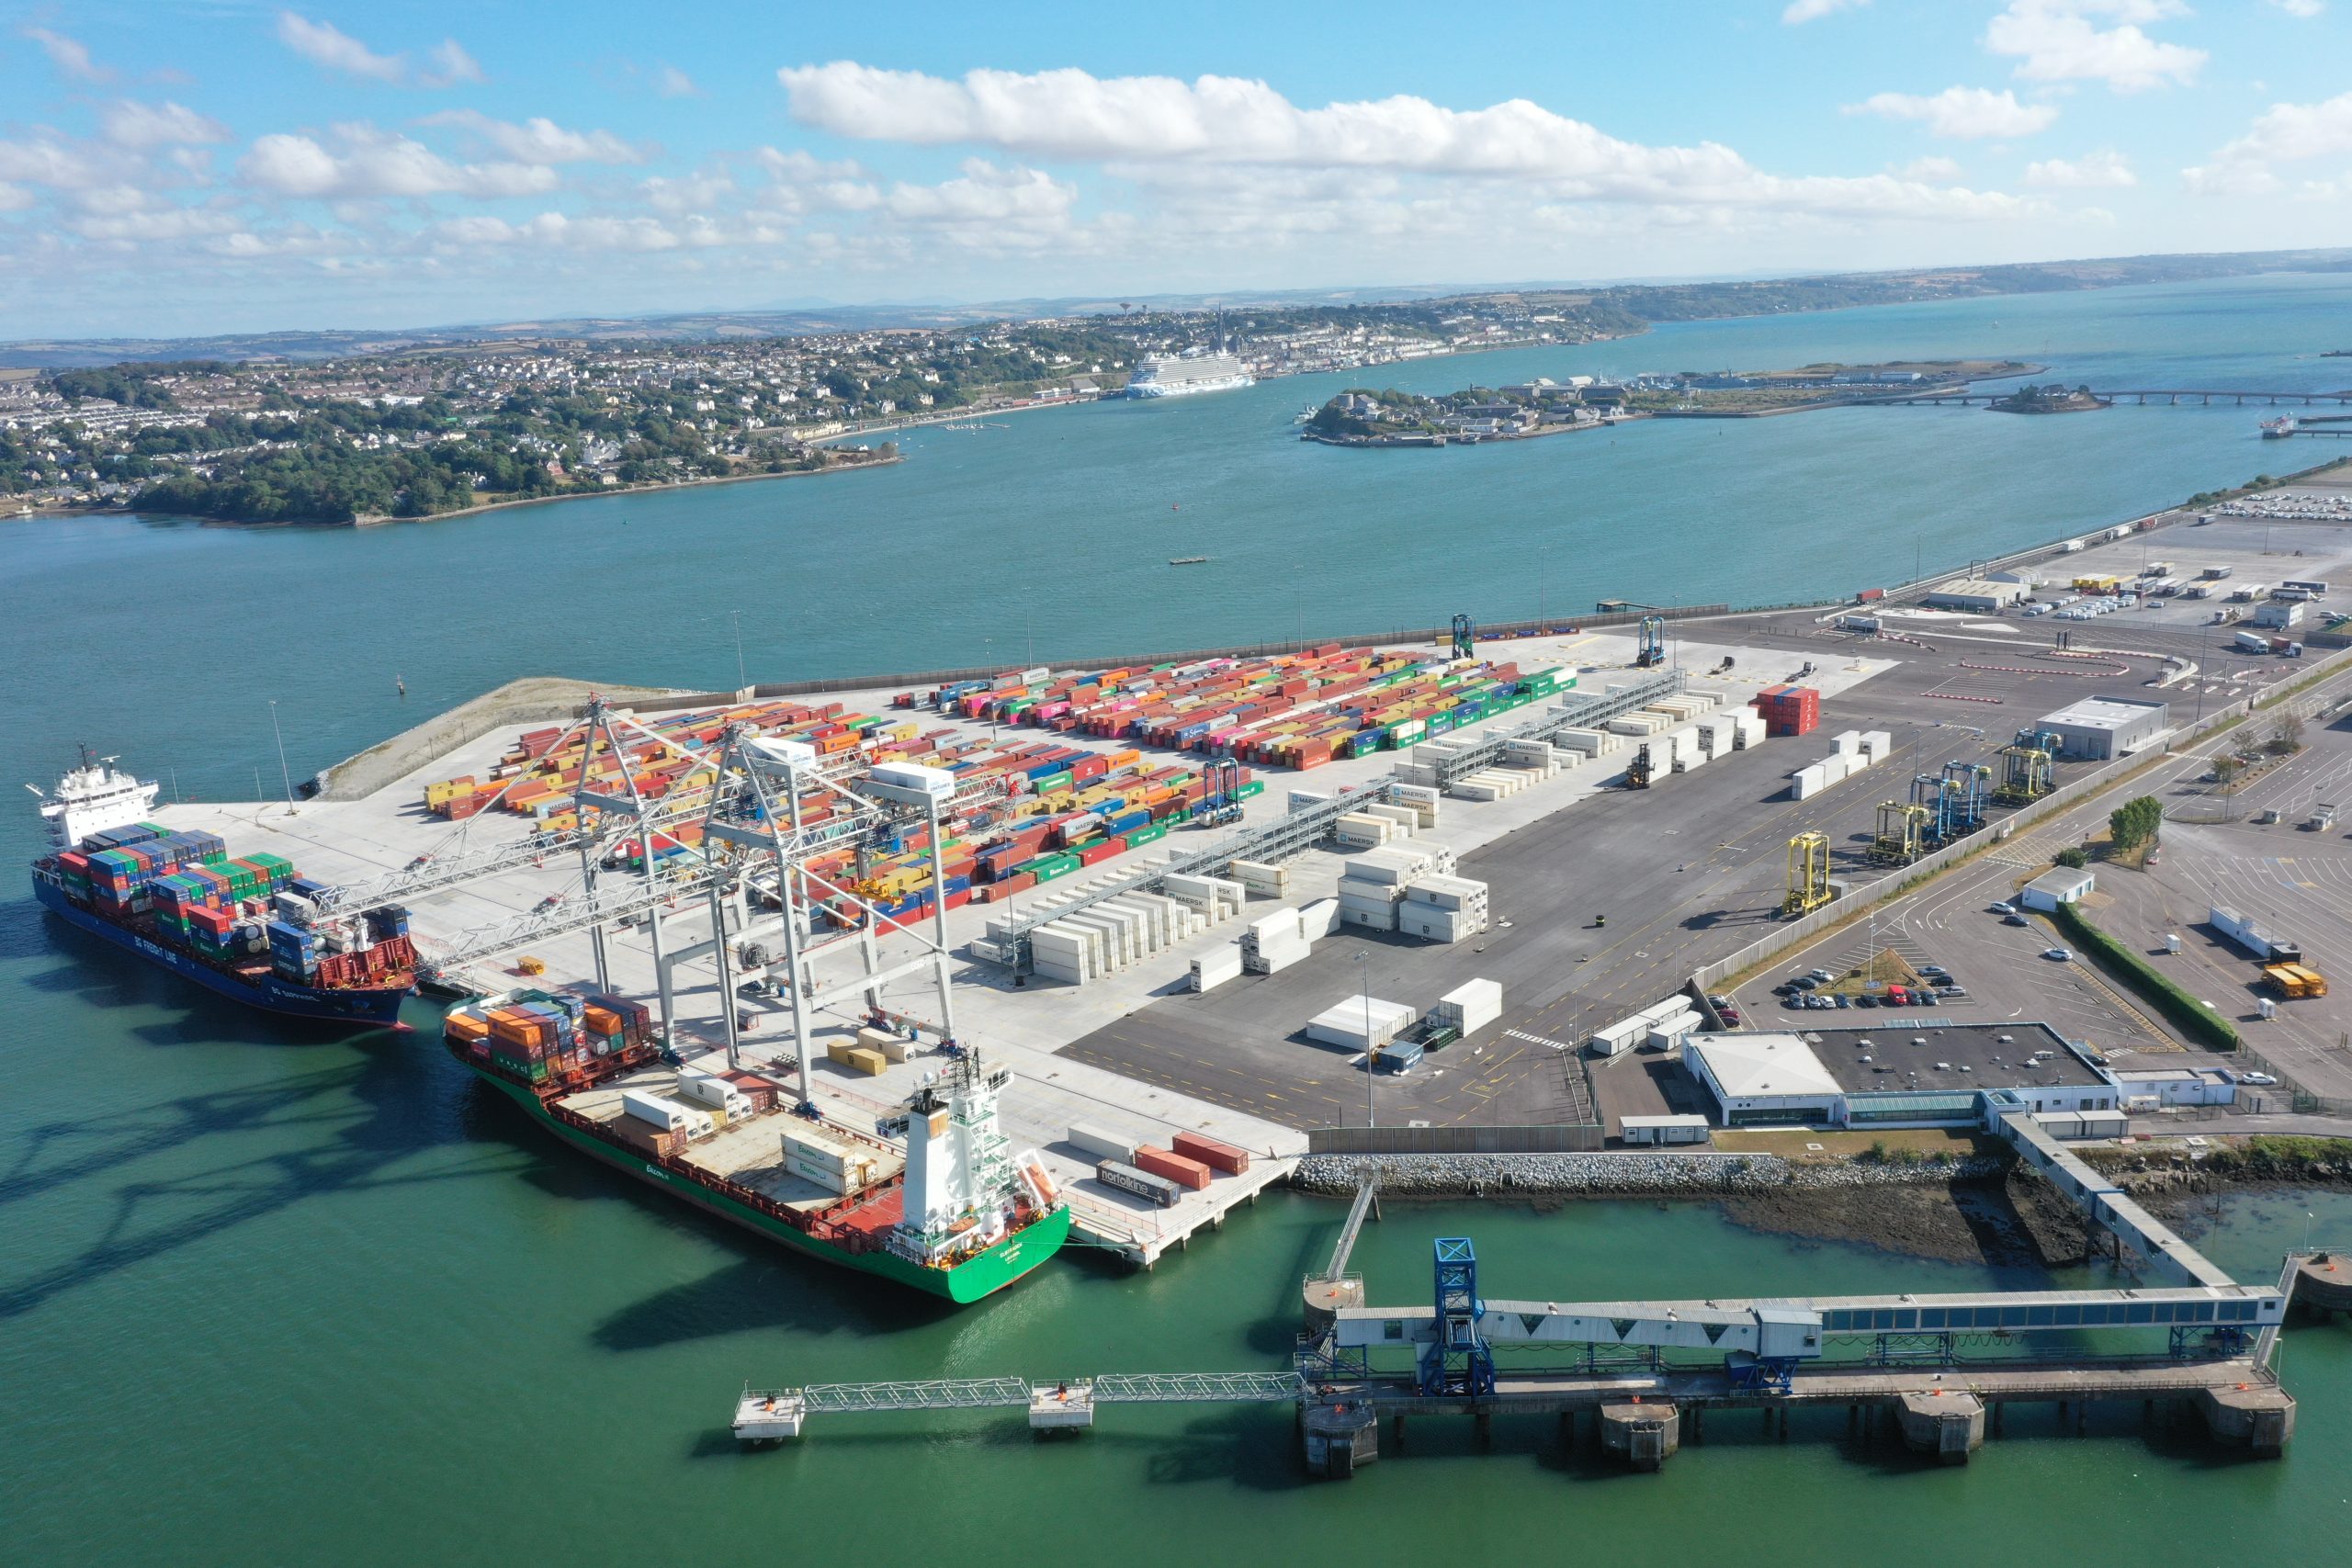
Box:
3;0;2348;337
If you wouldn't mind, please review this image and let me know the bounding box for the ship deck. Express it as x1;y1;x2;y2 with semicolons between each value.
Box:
555;1066;906;1213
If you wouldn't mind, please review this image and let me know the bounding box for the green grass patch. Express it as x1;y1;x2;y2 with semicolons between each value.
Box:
2048;900;2242;1051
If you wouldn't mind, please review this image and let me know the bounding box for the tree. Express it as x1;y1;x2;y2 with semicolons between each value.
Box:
2270;714;2305;755
2109;795;2164;853
2055;846;2091;870
2212;755;2242;789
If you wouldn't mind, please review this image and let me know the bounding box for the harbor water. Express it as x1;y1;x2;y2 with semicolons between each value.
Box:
6;272;2352;1562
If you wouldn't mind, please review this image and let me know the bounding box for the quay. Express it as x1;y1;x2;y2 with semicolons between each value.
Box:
732;1105;2325;1472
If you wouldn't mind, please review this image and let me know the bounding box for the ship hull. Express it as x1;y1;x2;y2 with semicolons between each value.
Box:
33;878;411;1029
469;1063;1070;1303
1126;375;1255;400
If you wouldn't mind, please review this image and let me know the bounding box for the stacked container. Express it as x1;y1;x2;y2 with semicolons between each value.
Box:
1755;685;1821;737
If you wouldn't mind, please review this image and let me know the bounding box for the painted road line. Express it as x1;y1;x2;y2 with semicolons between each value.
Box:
1505;1029;1575;1052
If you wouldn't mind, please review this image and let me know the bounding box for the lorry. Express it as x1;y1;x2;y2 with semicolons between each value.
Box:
2233;629;2274;654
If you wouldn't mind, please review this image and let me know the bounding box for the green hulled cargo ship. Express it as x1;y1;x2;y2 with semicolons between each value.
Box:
445;993;1069;1303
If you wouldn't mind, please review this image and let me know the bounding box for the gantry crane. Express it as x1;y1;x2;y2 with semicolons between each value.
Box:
1782;831;1833;917
1871;800;1932;864
1995;728;2062;806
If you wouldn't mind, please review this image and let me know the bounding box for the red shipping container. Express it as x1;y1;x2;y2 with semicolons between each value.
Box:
1077;840;1122;866
1133;1146;1212;1190
1170;1130;1249;1175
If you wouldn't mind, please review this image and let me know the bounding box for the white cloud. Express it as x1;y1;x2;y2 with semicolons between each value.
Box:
434;211;684;251
22;26;114;85
0;136;110;188
2267;0;2324;16
0;183;36;211
1984;1;2205;93
656;65;702;98
277;14;405;83
757;146;865;181
776;62;2030;220
423;39;485;88
238;127;559;199
1850;85;2059;138
2024;148;2136;186
99;101;233;151
1782;0;1869;19
640;170;736;214
1900;155;1966;180
2185;91;2352;194
422;110;645;165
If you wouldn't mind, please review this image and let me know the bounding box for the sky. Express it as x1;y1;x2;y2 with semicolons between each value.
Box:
2;0;2349;339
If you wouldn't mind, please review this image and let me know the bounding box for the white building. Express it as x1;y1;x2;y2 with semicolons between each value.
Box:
2020;867;2095;912
2038;696;2171;761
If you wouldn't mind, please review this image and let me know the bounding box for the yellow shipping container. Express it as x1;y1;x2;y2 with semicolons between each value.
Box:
840;1047;888;1076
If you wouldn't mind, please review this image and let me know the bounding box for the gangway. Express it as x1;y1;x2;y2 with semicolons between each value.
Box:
1323;1165;1382;1281
733;1371;1302;1440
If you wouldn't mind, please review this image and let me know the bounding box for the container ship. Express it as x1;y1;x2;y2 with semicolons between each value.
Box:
444;994;1070;1303
28;751;414;1028
1125;352;1255;400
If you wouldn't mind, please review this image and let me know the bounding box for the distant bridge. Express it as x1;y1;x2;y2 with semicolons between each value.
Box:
1888;389;2352;408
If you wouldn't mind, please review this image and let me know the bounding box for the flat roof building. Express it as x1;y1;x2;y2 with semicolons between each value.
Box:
1924;578;2028;613
1685;1022;2127;1130
2037;695;2171;761
2022;867;2096;911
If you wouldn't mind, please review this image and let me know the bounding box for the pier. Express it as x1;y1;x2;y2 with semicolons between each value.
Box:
1888;388;2352;408
733;1104;2328;1472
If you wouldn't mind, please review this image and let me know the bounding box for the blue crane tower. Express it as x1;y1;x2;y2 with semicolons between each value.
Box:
1417;1238;1496;1396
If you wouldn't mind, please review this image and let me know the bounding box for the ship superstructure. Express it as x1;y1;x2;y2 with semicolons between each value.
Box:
1125;351;1256;400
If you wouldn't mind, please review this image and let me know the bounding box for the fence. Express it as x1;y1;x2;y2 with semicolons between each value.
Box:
1306;1123;1604;1155
1689;642;2352;996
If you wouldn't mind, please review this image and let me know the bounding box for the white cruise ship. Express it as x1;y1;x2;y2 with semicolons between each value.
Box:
1125;352;1256;400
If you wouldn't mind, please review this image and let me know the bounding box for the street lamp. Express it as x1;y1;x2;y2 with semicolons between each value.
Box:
268;700;296;813
1355;949;1375;1128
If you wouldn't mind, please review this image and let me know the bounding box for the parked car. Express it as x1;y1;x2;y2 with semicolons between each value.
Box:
1854;994;1878;1009
1918;992;1939;1008
1708;995;1734;1010
2239;1071;2278;1087
1989;902;2018;915
2043;947;2073;962
2004;914;2030;927
1719;1008;1742;1026
1918;964;1949;977
1808;969;1836;984
1834;993;1852;1009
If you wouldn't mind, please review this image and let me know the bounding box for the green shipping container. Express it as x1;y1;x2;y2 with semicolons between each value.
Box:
1236;780;1265;799
1028;853;1079;884
1127;821;1169;845
1032;771;1071;795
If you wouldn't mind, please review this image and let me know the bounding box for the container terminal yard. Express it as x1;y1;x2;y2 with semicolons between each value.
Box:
35;470;2352;1458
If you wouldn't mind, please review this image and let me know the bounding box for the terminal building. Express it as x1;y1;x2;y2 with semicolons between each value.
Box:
2036;696;2172;761
1681;1022;2227;1134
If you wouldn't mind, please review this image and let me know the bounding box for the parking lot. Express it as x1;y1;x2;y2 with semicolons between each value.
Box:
1066;488;2352;1132
2090;704;2352;1101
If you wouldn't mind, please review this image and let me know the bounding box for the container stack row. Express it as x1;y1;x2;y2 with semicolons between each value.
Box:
444;988;652;1085
1335;842;1462;934
1788;728;1891;800
914;648;1567;770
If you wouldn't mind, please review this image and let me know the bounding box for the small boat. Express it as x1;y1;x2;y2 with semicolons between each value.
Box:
1169;556;1209;566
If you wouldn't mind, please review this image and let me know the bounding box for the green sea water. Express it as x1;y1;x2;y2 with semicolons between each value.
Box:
6;273;2352;1564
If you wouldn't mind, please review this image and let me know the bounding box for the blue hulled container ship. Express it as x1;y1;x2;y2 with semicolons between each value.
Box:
28;750;413;1029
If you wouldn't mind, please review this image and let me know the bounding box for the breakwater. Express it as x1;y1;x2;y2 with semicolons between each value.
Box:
1294;1151;2007;1197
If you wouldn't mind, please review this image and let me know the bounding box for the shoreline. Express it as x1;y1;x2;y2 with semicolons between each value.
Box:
16;451;905;531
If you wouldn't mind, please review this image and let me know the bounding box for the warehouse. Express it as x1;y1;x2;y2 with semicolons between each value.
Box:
2037;695;2172;761
1923;578;2028;613
1685;1023;2123;1131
